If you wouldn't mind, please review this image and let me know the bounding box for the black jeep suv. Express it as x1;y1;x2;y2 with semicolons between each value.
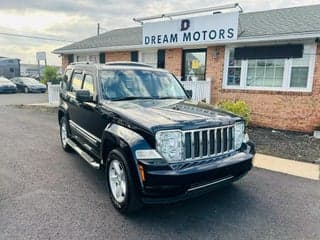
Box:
58;61;255;213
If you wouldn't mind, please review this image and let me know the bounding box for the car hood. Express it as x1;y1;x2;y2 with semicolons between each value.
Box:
101;99;241;132
0;82;16;87
27;83;46;88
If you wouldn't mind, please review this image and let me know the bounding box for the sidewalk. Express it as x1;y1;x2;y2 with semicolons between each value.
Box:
254;154;320;180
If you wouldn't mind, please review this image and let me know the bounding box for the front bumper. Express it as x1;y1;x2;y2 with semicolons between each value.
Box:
139;143;254;204
0;88;16;93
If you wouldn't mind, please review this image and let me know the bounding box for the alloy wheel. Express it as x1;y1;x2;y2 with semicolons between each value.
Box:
109;159;127;203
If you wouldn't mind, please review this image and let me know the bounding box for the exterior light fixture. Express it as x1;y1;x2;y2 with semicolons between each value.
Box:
133;3;242;24
213;48;220;59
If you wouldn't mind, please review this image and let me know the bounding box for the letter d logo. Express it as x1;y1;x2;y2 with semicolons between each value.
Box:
181;19;190;31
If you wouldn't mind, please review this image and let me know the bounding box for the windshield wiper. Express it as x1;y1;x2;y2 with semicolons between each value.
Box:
154;96;185;100
111;96;154;101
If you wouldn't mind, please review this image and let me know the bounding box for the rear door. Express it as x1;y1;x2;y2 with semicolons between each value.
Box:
68;70;110;157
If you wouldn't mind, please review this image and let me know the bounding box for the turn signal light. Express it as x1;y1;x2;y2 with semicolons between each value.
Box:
138;164;146;182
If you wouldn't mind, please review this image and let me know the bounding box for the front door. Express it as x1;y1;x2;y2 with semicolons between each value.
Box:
182;49;207;81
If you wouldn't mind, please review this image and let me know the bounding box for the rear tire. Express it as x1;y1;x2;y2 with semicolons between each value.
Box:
106;149;143;214
60;116;73;152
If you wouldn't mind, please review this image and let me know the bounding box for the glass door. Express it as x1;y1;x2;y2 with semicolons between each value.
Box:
182;49;207;81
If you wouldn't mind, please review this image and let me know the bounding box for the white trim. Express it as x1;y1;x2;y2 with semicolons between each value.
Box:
222;43;317;92
138;49;158;67
53;32;320;54
74;53;99;63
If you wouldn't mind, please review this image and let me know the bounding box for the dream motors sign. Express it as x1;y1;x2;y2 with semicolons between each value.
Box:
143;12;239;47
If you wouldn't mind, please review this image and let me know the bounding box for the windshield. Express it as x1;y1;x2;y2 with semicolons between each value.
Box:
99;69;187;101
21;78;39;84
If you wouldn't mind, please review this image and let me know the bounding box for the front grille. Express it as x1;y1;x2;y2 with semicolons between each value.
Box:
183;125;235;160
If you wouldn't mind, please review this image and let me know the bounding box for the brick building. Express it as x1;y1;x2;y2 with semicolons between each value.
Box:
54;4;320;133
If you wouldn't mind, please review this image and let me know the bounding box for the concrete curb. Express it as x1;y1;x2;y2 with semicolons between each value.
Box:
27;103;58;108
254;154;320;180
14;103;58;112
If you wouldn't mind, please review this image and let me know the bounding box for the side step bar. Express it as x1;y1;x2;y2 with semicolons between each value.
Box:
66;138;100;169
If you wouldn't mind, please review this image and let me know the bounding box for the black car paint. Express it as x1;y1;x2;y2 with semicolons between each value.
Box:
59;64;254;203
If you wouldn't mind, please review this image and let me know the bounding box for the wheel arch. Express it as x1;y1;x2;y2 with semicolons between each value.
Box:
101;123;152;188
58;104;69;125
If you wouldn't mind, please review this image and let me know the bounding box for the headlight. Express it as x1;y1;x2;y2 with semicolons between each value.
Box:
234;121;245;150
155;130;183;162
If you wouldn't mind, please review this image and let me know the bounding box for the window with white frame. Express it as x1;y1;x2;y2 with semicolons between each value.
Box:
224;44;316;91
139;50;157;67
76;55;87;62
75;54;99;63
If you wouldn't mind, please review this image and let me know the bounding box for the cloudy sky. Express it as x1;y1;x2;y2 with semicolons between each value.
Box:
0;0;318;66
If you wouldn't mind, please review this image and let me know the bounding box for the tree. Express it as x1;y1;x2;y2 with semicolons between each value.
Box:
41;66;59;84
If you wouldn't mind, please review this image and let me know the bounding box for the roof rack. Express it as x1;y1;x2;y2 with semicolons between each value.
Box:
105;61;153;68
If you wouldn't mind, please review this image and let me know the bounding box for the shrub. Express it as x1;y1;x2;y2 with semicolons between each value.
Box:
41;66;60;85
218;100;251;125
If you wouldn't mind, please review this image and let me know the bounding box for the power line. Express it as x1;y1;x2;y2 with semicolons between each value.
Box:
0;32;73;43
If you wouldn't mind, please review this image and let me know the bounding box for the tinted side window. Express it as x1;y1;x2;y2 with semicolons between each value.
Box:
62;69;72;90
82;74;94;95
65;69;72;82
71;72;83;91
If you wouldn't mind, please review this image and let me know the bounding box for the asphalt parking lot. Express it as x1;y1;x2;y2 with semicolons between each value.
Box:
0;93;48;105
0;105;320;240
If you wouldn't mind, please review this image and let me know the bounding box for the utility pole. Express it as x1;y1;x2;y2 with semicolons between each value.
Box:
97;23;100;36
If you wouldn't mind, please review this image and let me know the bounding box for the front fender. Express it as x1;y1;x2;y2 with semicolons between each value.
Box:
101;123;153;188
58;101;69;124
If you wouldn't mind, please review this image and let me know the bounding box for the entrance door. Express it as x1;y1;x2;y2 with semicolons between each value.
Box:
182;49;207;81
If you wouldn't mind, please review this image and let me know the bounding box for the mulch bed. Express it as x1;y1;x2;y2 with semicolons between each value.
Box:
247;127;320;164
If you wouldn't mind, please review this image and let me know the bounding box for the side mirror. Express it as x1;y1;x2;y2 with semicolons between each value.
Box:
185;90;193;99
75;89;92;102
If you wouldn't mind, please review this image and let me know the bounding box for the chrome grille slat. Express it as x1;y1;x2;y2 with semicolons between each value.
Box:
183;125;235;161
207;130;210;156
199;131;203;158
227;128;230;152
191;132;194;159
221;129;224;153
214;129;217;155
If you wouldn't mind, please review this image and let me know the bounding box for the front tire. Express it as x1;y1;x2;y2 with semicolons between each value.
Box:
60;116;73;152
106;149;143;214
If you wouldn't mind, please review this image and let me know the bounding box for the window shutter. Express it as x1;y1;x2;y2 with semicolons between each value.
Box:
131;51;139;62
99;52;105;63
157;50;165;68
67;54;74;64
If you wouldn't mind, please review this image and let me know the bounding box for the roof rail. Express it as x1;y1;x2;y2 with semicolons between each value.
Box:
69;61;96;65
105;61;154;68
